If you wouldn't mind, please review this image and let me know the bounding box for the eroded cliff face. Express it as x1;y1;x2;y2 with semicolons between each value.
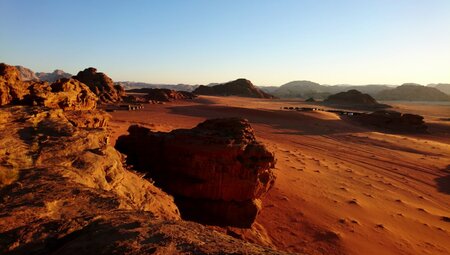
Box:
115;118;276;227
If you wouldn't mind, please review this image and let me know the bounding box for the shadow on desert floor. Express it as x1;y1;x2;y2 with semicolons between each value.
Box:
167;104;367;136
435;165;450;195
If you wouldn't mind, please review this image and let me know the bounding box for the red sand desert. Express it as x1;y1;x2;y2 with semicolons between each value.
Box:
109;96;450;255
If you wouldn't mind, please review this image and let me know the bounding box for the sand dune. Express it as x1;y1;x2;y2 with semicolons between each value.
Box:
110;96;450;255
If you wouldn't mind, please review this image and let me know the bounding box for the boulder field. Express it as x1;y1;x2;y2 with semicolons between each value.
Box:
115;118;276;227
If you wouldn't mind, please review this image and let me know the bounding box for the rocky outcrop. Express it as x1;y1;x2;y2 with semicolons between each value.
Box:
194;79;276;99
26;78;98;110
0;63;32;106
1;64;98;111
0;106;287;255
324;89;389;109
127;88;197;102
36;69;72;83
74;67;123;103
353;110;428;133
115;118;276;227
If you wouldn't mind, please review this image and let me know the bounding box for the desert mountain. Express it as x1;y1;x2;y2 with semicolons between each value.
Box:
15;65;72;82
376;83;450;101
428;83;450;95
15;65;39;81
324;89;389;109
36;69;72;82
194;78;275;98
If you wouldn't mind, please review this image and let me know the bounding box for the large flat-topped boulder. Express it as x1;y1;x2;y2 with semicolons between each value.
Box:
116;118;276;227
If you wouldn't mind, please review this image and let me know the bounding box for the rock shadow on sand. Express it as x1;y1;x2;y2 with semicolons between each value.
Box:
167;104;366;136
435;165;450;195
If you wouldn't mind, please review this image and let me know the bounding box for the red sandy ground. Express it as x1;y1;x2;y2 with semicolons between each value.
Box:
109;96;450;255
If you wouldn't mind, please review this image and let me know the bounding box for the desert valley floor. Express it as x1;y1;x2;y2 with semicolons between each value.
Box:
109;96;450;255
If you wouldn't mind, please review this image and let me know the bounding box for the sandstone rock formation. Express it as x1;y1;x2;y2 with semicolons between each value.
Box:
324;89;389;109
126;88;197;102
193;79;276;99
26;78;98;110
74;67;123;103
354;110;428;133
0;106;286;255
115;118;276;227
36;69;72;82
0;63;32;106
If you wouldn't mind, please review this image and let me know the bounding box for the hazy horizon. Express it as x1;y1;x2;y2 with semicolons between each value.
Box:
1;0;449;86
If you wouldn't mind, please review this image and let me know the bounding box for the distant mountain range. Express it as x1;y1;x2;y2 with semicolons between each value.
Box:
377;84;450;101
15;65;72;82
14;66;450;101
259;80;450;101
428;83;450;95
115;82;200;92
265;80;395;99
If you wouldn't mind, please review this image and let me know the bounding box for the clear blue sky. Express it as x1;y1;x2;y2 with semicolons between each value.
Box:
1;0;449;86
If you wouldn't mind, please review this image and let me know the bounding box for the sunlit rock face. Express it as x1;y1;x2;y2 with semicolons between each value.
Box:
27;78;98;110
74;67;123;103
0;63;31;106
0;106;287;255
116;118;276;227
